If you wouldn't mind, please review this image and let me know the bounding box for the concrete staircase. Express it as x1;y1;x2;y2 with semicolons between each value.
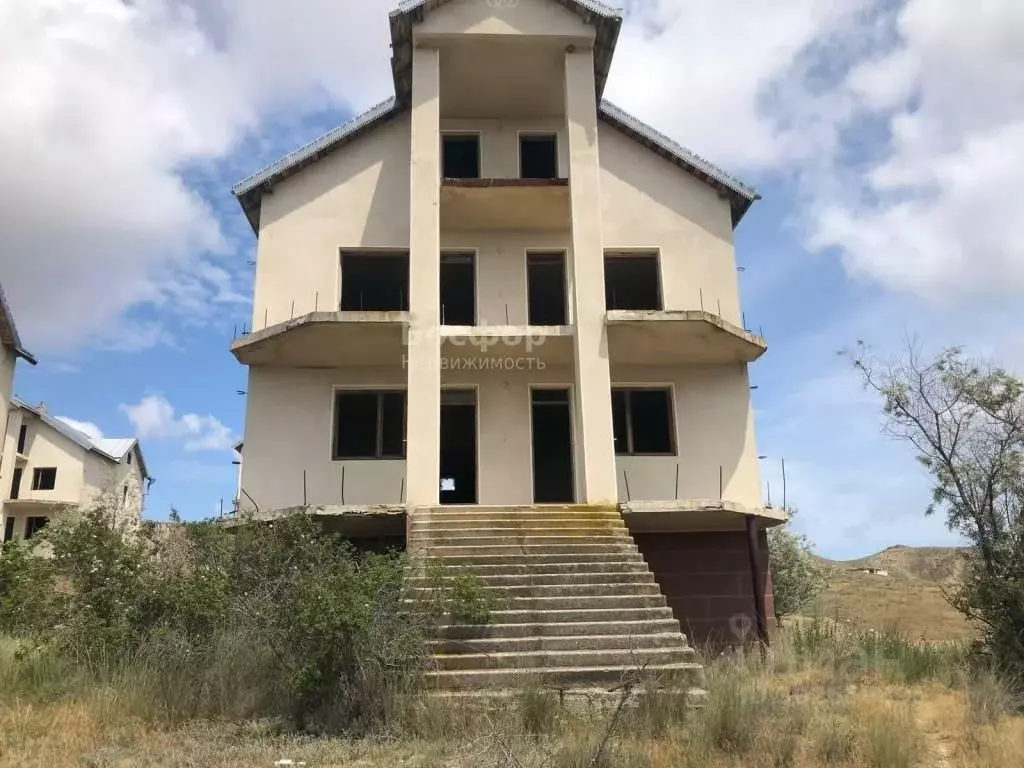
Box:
407;505;705;696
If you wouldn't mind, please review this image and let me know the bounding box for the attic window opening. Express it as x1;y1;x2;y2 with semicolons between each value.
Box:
340;252;410;312
605;253;662;310
17;425;27;454
520;134;558;179
442;134;480;179
31;467;57;491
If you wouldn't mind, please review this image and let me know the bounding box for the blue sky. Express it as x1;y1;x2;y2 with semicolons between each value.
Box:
2;0;1022;558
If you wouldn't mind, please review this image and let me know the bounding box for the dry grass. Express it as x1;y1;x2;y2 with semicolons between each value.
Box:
3;628;1024;768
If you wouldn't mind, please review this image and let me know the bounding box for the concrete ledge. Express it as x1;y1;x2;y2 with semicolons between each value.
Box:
606;309;767;364
230;503;407;537
619;500;787;533
231;311;409;367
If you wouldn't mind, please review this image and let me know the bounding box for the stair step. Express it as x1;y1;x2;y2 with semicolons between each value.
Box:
417;594;667;612
448;607;675;625
429;632;688;654
407;571;655;588
420;552;646;567
412;535;631;548
423;543;637;558
436;618;682;640
411;518;626;531
431;646;695;671
425;662;706;691
410;527;631;540
411;582;662;598
413;559;650;575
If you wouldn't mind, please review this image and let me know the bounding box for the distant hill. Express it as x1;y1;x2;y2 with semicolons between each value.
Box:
805;546;976;641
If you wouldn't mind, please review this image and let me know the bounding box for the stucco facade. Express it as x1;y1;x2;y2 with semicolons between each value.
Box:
231;0;772;534
0;401;149;544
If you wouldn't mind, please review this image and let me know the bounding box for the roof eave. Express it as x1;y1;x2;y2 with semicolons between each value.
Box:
598;101;760;227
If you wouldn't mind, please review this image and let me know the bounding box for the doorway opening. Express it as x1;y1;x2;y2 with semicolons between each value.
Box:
531;388;574;503
440;252;476;325
526;252;567;325
440;389;478;505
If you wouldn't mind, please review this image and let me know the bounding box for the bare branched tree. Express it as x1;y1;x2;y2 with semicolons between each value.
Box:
848;340;1024;671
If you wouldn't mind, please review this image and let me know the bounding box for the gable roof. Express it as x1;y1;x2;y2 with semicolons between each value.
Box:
0;282;36;365
388;0;622;108
232;0;759;230
12;397;151;480
233;98;758;231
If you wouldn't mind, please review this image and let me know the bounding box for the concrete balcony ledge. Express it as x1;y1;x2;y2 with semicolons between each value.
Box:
231;310;410;367
606;310;767;365
440;178;570;231
440;324;574;367
619;499;788;533
229;503;407;538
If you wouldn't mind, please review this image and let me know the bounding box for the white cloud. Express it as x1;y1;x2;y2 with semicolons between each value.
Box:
120;394;234;452
0;0;392;352
56;416;104;442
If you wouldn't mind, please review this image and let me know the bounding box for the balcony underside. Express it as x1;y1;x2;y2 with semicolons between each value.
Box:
620;500;787;533
440;179;570;230
606;310;767;365
231;312;410;368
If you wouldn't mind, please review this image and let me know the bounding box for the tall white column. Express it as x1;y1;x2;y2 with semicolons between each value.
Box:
564;49;618;504
405;46;442;507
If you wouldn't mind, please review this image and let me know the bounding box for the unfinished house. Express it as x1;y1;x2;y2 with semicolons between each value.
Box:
231;0;783;692
0;399;151;543
0;282;36;455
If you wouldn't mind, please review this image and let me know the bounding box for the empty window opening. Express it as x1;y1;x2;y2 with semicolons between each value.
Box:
17;425;27;454
10;467;22;500
334;391;406;459
440;389;477;505
531;388;575;503
3;517;15;543
340;252;409;311
440;252;476;326
442;134;480;179
527;252;567;325
123;484;129;505
24;516;48;540
520;134;558;179
605;254;662;311
127;451;132;466
612;388;675;455
31;467;57;491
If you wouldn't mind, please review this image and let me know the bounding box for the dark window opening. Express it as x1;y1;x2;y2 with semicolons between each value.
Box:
123;484;129;505
520;134;558;179
31;467;57;491
612;388;675;455
531;388;574;503
442;134;480;179
127;452;132;466
440;252;476;326
24;516;48;540
17;425;27;454
440;390;477;505
333;391;406;459
605;254;662;310
340;251;409;311
10;467;22;500
3;517;15;543
527;252;567;325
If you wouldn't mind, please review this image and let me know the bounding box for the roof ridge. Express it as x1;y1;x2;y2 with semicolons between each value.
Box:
391;0;623;20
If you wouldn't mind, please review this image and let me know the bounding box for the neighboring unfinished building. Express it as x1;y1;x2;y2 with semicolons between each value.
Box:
0;398;151;543
231;0;783;689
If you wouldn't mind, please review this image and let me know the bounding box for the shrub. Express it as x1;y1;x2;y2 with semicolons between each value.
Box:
0;505;427;734
767;511;830;619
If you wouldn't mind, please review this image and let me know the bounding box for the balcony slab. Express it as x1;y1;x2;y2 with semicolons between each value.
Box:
440;178;570;231
231;311;410;368
606;310;767;365
620;500;787;533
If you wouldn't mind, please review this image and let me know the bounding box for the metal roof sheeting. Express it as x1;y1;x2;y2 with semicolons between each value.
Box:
0;282;36;365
